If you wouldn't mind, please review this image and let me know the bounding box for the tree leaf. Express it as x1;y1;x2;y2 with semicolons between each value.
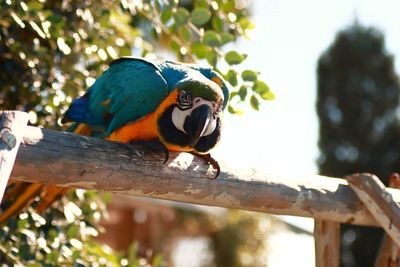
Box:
252;80;270;94
224;51;247;65
239;17;256;30
203;30;221;47
228;105;243;114
191;42;208;59
206;50;218;66
224;69;238;87
260;90;275;100
178;26;191;42
190;8;211;26
241;70;258;81
212;16;224;32
238;86;247;101
160;9;172;24
174;7;190;26
220;32;234;45
250;95;260;110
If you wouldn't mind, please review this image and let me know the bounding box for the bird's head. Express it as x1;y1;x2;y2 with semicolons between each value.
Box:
158;76;226;153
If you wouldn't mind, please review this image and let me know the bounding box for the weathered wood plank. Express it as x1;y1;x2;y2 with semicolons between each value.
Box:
347;173;400;246
10;125;400;226
0;111;29;203
314;220;340;267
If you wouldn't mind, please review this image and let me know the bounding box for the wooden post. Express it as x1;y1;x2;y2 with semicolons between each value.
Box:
0;111;29;203
374;234;400;267
374;173;400;267
347;173;400;247
314;220;340;267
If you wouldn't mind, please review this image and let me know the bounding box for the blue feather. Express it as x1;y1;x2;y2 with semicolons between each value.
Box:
63;92;104;125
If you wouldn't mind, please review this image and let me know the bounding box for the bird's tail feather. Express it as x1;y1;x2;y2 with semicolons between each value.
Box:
0;183;43;224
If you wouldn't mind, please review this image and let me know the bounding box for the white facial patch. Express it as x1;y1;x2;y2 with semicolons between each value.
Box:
171;106;190;134
171;97;218;137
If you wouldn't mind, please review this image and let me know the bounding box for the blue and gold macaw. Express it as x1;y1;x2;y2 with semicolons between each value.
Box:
0;57;229;223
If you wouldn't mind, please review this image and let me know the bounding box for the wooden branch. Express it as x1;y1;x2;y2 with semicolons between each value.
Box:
10;125;400;226
0;111;29;203
314;220;340;267
347;173;400;246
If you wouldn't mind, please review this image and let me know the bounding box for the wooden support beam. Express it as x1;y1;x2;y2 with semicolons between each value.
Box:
314;220;340;267
347;173;400;247
374;234;400;267
10;125;400;226
374;174;400;267
0;111;28;203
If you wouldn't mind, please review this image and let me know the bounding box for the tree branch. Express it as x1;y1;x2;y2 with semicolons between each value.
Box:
10;125;400;226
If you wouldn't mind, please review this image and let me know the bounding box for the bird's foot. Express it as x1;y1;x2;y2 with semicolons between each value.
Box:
191;152;220;179
128;139;169;163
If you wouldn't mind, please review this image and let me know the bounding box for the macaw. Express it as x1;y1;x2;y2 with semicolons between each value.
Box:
0;57;229;224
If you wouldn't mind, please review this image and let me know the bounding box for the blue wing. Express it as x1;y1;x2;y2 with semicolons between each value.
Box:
63;58;169;135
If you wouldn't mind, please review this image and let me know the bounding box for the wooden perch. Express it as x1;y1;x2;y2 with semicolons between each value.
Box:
0;111;28;203
9;124;400;227
347;173;400;247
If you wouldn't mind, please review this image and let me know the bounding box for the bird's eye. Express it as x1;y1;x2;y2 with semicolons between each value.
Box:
213;100;223;119
178;90;192;109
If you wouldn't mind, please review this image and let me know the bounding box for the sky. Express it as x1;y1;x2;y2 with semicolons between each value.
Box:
212;1;400;266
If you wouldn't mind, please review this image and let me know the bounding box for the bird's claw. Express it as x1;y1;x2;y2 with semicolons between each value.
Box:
191;152;220;179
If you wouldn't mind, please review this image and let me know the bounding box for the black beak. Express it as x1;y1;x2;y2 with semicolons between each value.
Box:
184;104;212;147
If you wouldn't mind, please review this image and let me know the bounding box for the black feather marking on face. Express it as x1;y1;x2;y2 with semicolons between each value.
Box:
158;105;221;152
158;105;191;146
194;118;221;153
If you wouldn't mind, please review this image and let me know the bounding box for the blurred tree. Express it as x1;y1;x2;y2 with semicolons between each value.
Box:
0;0;273;265
210;210;269;267
317;23;400;267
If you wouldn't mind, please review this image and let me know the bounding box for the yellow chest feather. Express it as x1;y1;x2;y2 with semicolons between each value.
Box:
106;90;191;152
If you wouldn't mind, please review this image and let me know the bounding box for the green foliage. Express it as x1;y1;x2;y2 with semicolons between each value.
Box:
135;0;272;110
225;51;246;65
203;30;222;47
250;95;259;111
0;190;163;266
0;0;138;128
210;210;269;267
238;86;247;101
173;7;190;26
317;23;400;267
241;70;258;82
253;81;274;100
0;0;271;265
190;8;211;26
